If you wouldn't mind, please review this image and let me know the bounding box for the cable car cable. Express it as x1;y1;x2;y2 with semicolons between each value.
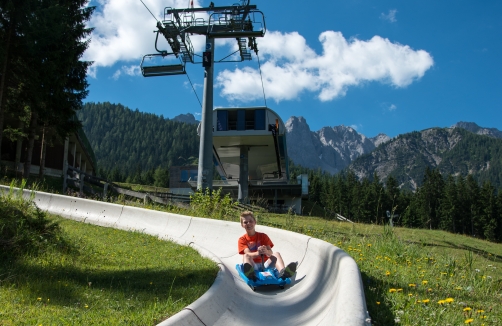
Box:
185;70;202;107
139;0;158;22
256;52;267;107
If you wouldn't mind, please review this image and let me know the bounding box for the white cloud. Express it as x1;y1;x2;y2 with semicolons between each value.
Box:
217;31;434;103
84;2;433;101
84;0;206;77
380;9;398;23
112;65;141;80
389;104;397;111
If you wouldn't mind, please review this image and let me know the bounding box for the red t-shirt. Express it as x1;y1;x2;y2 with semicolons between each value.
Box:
238;232;274;263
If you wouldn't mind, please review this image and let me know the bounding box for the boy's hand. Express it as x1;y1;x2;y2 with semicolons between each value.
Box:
258;246;270;256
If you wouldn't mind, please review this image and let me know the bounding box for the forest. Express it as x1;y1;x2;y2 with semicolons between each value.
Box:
291;164;502;242
77;102;199;187
79;102;502;243
0;0;93;177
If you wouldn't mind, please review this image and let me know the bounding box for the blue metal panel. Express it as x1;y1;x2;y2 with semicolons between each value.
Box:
217;110;228;131
255;109;265;130
237;110;245;130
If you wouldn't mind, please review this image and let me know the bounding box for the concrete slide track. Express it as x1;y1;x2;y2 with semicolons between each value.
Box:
1;187;371;325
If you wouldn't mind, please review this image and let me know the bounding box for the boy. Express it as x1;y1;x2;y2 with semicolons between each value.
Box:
238;211;297;282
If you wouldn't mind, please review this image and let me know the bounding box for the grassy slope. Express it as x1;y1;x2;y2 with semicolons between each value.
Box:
0;214;218;325
258;212;502;325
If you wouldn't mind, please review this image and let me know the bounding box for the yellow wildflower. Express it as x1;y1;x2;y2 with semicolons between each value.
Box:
397;288;403;292
409;283;416;287
422;299;430;303
464;319;474;324
445;298;454;303
386;271;391;276
422;280;428;285
476;309;485;313
463;307;472;312
389;288;397;293
438;300;446;305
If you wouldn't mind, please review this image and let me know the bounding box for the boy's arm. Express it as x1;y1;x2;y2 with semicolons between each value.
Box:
243;247;261;259
258;245;273;257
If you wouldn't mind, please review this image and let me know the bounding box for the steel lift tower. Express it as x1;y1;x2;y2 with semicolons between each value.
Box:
141;1;266;191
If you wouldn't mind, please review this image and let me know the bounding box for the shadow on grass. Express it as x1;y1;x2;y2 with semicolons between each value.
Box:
1;259;219;308
403;240;502;263
361;271;396;326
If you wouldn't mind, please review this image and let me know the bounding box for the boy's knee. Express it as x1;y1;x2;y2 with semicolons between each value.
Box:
243;253;253;260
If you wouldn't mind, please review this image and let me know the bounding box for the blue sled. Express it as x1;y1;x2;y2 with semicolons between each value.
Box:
236;264;291;291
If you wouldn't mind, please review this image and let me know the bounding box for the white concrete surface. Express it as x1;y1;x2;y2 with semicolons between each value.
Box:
0;186;371;325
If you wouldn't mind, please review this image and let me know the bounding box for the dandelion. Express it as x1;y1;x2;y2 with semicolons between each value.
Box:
397;288;403;292
386;271;391;276
476;310;485;313
463;307;472;312
422;299;430;304
37;297;42;301
440;272;447;276
427;288;433;292
480;315;487;319
389;288;397;293
409;283;416;287
85;304;89;309
408;294;413;297
464;319;474;324
376;301;380;305
445;298;454;303
422;280;428;285
367;244;372;247
455;286;462;290
438;300;446;305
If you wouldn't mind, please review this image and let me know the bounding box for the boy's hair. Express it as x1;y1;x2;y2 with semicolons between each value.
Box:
240;211;256;222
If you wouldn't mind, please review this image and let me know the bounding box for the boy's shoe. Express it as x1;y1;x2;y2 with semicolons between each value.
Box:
279;262;297;280
243;263;257;281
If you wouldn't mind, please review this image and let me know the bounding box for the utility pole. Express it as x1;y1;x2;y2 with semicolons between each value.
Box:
141;1;266;191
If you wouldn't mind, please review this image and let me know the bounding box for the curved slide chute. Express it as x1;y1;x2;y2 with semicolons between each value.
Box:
1;187;371;325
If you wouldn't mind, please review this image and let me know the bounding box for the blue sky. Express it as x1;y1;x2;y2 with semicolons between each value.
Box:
84;0;502;138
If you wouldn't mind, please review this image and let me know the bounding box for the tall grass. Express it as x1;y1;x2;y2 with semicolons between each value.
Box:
0;185;218;325
259;214;502;325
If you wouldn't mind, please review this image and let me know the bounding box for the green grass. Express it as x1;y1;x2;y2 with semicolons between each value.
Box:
256;213;502;325
0;191;218;325
114;182;170;194
3;181;501;325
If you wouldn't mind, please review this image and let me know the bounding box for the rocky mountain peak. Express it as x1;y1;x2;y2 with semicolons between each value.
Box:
173;113;198;125
285;116;390;174
452;121;502;139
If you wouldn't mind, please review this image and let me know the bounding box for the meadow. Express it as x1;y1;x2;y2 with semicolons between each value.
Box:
1;182;501;325
0;187;218;325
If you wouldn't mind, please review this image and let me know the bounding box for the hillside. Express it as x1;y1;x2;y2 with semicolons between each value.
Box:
77;102;199;183
348;127;502;190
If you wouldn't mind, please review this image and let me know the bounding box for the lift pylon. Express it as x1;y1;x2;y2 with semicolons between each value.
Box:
142;1;267;191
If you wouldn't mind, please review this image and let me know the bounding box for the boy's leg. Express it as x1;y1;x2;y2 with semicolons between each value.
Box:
279;262;298;280
270;252;285;272
242;254;258;281
243;263;257;281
